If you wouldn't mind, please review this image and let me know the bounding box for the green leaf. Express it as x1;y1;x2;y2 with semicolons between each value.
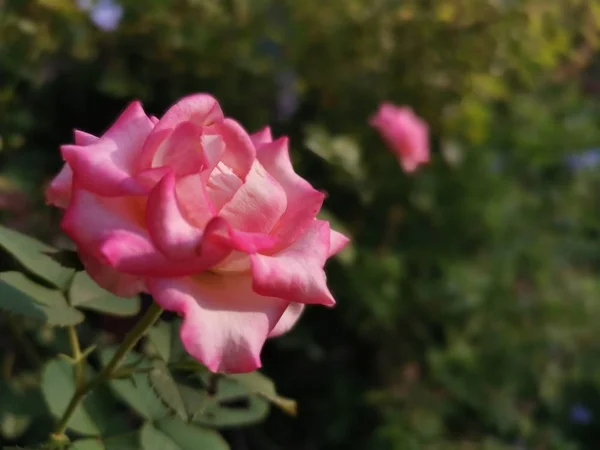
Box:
229;372;298;416
0;225;74;289
149;366;207;422
140;420;229;450
69;272;140;317
41;359;130;436
147;320;187;363
70;440;104;450
191;375;270;428
72;432;141;450
99;348;169;421
0;272;84;326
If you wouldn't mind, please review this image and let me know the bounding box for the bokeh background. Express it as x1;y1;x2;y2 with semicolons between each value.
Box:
3;0;600;449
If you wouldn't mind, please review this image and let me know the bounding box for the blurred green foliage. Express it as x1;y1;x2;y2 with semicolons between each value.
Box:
3;0;600;449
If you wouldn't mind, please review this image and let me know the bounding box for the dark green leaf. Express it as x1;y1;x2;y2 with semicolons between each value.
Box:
42;359;130;436
149;366;207;422
147;320;187;363
140;420;229;450
0;272;83;326
99;348;169;421
70;440;104;450
69;272;140;317
0;225;74;289
191;375;270;428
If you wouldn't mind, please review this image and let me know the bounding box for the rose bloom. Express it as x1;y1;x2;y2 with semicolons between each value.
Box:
369;103;429;172
46;94;348;373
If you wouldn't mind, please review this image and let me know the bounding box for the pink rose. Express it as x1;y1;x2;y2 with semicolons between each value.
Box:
369;103;429;172
46;94;349;373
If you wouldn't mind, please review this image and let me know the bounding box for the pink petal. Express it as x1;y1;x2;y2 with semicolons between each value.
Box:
210;119;256;181
150;121;205;177
46;129;99;208
218;162;287;234
176;173;217;227
146;172;212;259
370;103;429;173
62;184;226;277
250;127;273;148
328;229;350;257
73;129;98;146
257;138;325;250
200;216;277;255
147;274;287;373
61;101;155;196
139;94;224;171
46;164;73;209
205;162;243;211
78;250;145;297
268;302;304;337
250;220;335;306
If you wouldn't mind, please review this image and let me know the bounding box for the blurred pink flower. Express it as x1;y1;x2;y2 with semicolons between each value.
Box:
46;94;348;373
370;103;429;172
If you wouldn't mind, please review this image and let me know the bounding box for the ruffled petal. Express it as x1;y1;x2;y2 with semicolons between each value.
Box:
62;183;226;277
78;250;145;297
147;274;287;373
146;172;212;259
176;173;217;227
328;229;350;257
268;302;304;337
205;162;243;211
250;127;272;147
257;138;325;249
150;121;205;177
210;119;256;180
200;216;277;255
139;94;224;170
218;162;286;234
61;101;155;196
250;220;335;306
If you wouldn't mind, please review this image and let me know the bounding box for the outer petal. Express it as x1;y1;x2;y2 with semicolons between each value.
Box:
46;165;73;209
250;127;273;147
61;101;155;196
139;94;224;170
257;138;325;249
78;250;145;297
328;229;350;257
46;129;99;208
73;129;99;146
218;162;287;234
250;220;335;306
268;302;304;338
62;183;227;277
147;274;287;373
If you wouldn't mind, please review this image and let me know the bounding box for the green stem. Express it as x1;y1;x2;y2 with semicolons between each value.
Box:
52;303;164;438
67;325;84;387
